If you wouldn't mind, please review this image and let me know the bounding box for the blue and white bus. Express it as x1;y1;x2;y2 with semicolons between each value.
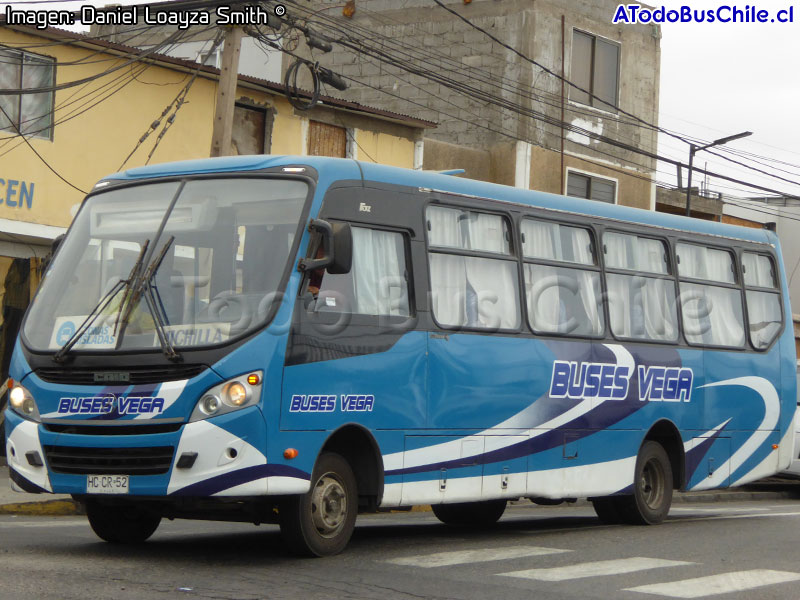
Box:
4;155;796;556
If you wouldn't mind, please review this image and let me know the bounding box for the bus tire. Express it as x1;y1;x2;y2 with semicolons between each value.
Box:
431;500;507;526
620;441;673;525
86;501;161;544
591;497;623;524
279;452;358;557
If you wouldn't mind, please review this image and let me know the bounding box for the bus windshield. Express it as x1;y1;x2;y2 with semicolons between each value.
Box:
23;177;308;353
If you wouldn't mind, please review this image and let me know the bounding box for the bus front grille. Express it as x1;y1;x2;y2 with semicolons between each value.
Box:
35;364;207;385
43;445;175;475
43;423;182;436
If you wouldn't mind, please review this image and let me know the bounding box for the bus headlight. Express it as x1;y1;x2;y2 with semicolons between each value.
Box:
199;395;221;416
222;382;249;407
8;384;41;421
190;372;262;422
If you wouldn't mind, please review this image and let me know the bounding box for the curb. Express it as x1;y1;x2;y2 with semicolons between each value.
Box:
0;499;82;517
0;489;797;518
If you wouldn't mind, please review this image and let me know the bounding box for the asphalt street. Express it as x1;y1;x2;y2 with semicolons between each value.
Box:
2;500;800;600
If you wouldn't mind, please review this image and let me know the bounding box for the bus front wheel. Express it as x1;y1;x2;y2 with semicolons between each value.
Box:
431;499;507;526
85;500;161;543
279;452;358;557
619;441;673;525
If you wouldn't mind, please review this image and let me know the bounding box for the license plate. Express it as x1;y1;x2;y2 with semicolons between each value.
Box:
86;475;129;494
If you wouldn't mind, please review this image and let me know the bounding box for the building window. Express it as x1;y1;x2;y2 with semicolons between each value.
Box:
307;120;347;157
567;171;617;203
570;30;619;112
0;47;55;139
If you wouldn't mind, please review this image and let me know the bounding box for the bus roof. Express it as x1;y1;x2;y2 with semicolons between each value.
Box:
105;155;772;245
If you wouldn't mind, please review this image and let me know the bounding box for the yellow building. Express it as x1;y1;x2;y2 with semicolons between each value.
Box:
0;22;431;380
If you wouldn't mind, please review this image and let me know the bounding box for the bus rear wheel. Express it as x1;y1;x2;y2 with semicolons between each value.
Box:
431;500;507;526
619;441;673;525
86;500;161;544
591;497;623;524
279;452;358;557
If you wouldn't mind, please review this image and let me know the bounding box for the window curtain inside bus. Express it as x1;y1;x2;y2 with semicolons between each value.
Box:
677;244;735;283
746;290;781;349
351;228;409;317
681;283;744;346
743;253;776;287
521;220;601;335
604;234;676;340
428;207;518;329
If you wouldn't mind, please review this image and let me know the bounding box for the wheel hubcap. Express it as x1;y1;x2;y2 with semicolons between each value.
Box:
310;472;347;538
641;458;664;509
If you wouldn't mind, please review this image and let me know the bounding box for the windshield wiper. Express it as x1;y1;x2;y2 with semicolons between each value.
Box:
52;240;151;363
142;237;180;361
112;239;151;337
116;236;181;362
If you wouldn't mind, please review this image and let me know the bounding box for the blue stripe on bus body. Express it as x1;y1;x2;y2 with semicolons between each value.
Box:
385;399;646;477
684;425;727;482
169;464;310;497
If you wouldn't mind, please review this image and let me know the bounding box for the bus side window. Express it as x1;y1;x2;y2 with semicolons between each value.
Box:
521;219;603;337
742;251;781;350
427;206;520;331
677;243;744;347
313;227;410;317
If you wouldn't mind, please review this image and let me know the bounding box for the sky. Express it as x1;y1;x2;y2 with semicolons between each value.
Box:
655;0;800;201
2;0;800;201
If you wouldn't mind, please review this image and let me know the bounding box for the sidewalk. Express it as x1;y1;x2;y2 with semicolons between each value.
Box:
2;453;800;517
0;457;78;516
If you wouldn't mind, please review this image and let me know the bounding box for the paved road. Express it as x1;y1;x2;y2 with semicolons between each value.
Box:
2;501;800;599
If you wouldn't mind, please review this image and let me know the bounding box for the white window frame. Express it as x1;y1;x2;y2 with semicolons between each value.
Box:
0;46;55;141
565;168;619;205
568;29;621;116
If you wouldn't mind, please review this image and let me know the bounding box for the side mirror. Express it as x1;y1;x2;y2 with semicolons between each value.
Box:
327;222;352;274
298;219;353;274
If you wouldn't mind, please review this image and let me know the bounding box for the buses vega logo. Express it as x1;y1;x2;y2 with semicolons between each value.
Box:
549;360;692;402
290;394;375;413
57;396;166;415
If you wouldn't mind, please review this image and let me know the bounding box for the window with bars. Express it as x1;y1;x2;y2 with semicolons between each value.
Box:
0;47;55;140
567;171;616;203
570;29;620;112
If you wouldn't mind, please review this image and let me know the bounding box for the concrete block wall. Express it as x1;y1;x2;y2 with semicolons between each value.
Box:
295;0;660;207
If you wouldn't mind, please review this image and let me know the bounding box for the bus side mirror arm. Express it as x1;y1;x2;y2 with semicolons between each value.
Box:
297;219;352;274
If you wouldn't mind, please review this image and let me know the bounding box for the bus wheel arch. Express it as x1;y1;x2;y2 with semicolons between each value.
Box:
318;424;384;511
643;419;685;491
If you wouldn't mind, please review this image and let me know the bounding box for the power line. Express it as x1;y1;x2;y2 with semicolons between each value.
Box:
0;100;86;193
278;0;800;195
0;26;190;95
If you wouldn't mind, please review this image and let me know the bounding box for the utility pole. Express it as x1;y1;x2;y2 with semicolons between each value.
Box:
210;26;244;157
685;130;752;217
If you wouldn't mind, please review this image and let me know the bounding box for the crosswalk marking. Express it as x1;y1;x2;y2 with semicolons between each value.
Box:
385;546;571;568
669;507;770;514
624;569;800;598
499;557;693;582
